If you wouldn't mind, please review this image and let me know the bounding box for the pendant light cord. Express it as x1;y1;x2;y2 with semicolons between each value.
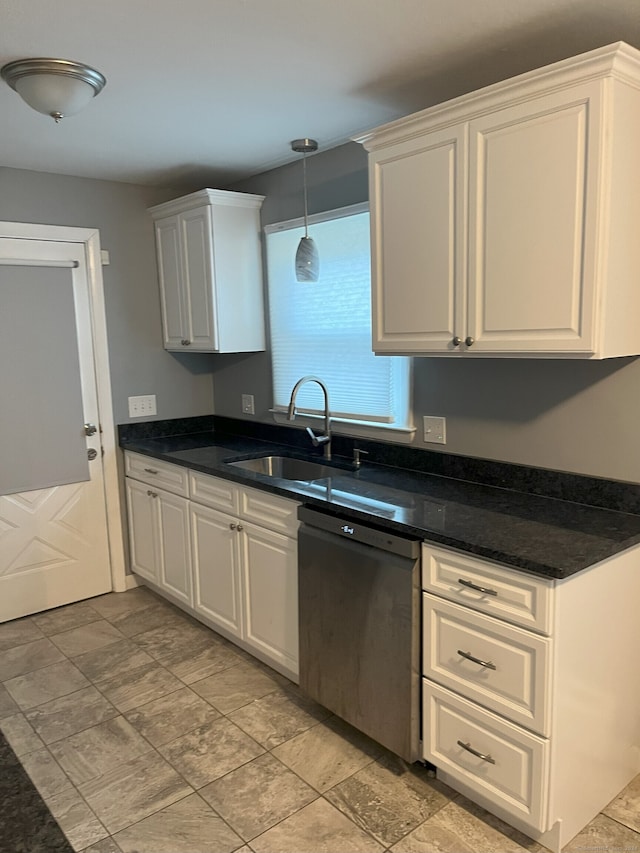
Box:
302;151;310;239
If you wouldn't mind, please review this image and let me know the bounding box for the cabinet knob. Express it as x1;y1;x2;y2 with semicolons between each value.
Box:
465;336;475;347
181;339;192;346
147;490;158;498
229;523;237;530
236;524;244;532
452;336;462;347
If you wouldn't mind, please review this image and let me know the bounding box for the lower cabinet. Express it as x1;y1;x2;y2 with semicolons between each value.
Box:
421;541;640;853
124;452;299;680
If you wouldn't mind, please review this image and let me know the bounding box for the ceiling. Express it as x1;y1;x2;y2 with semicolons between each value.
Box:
3;0;640;191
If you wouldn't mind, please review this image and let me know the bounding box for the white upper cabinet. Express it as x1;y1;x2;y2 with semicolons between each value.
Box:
149;189;266;353
357;42;640;358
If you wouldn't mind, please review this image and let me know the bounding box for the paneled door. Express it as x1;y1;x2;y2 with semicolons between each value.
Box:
0;236;113;621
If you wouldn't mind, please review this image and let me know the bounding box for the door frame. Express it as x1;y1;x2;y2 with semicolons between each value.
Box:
0;220;126;592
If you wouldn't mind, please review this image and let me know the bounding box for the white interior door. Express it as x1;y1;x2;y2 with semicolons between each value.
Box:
0;237;112;621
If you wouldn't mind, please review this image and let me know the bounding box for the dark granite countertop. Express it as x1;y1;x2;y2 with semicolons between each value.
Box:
120;426;640;580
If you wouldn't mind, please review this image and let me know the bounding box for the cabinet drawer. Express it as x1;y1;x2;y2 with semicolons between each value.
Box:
240;486;300;537
423;594;551;735
422;544;553;634
189;471;239;513
125;452;189;497
423;681;549;831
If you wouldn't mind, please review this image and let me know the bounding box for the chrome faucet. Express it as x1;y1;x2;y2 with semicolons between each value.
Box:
287;376;332;460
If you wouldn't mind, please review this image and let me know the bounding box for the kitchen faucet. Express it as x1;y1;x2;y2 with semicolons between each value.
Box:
287;376;332;460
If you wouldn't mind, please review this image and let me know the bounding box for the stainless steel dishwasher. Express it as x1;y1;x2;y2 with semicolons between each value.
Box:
297;505;421;762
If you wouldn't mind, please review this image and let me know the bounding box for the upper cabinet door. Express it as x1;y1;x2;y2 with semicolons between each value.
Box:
181;205;217;351
155;215;188;349
369;126;467;353
467;83;601;354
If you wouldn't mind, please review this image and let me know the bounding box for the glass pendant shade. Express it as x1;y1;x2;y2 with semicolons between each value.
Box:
291;138;319;282
1;59;106;122
295;236;319;282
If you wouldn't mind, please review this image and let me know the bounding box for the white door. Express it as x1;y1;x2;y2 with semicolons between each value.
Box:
0;237;113;621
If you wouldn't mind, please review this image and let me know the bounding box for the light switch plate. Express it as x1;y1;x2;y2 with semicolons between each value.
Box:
128;395;157;418
423;415;446;444
242;394;255;415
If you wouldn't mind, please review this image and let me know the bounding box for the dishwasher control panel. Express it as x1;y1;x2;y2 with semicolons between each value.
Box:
298;505;420;559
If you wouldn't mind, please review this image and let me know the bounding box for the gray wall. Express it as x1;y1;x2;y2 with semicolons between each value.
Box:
0;167;216;425
217;143;640;484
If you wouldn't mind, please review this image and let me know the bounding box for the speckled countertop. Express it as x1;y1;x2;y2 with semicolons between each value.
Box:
120;425;640;580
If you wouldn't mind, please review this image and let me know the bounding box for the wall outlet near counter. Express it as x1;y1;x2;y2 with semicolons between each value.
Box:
128;395;157;418
242;394;255;415
423;415;446;444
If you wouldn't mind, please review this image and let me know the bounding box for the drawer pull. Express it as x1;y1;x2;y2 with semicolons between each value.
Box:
457;740;496;764
458;578;498;596
457;649;497;670
144;467;159;475
146;490;158;498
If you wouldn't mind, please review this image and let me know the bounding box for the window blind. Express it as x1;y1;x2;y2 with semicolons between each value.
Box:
265;206;409;426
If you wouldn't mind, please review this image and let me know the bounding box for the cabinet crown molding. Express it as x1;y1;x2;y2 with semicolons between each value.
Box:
149;188;265;218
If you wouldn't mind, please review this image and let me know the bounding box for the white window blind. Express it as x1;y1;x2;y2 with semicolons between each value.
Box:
265;205;410;427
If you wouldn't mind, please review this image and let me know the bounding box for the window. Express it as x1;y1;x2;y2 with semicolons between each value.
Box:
265;203;412;437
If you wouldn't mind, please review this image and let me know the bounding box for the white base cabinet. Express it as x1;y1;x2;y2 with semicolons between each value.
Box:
124;452;299;680
357;42;640;359
421;542;640;852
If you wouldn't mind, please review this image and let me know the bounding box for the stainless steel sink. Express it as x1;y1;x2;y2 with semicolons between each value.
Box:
225;455;338;481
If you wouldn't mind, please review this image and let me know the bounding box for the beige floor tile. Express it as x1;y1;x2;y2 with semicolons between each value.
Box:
73;638;155;684
228;689;331;749
190;660;281;713
391;796;544;853
0;711;44;755
110;601;189;638
4;659;90;710
325;752;455;846
250;797;385;853
19;745;73;799
200;752;318;841
123;685;221;746
0;617;45;651
0;636;65;681
46;786;108;852
272;716;382;792
25;685;118;744
163;641;244;684
128;621;213;664
50;715;154;786
113;792;243;853
78;749;193;835
603;772;640;832
96;661;184;713
88;587;160;621
158;716;265;788
564;813;640;852
82;839;123;853
32;600;102;636
49;620;125;657
0;682;19;718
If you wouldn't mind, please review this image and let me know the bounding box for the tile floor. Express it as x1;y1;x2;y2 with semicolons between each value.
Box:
1;585;639;853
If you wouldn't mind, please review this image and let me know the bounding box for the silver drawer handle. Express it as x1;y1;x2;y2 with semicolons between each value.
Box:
457;740;496;764
144;467;159;475
458;578;498;596
457;649;497;670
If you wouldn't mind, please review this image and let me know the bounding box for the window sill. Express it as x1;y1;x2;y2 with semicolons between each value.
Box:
270;410;416;444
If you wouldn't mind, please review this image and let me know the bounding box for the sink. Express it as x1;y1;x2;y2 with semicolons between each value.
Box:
225;455;340;481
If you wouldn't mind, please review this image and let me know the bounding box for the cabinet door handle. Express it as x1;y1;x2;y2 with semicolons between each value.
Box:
457;740;496;764
457;649;497;670
181;339;192;346
452;336;462;347
236;524;244;532
144;467;159;475
458;578;498;596
465;336;475;347
229;523;237;530
147;490;158;498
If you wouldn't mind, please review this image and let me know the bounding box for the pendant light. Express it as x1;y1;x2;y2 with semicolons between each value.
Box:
1;58;106;123
291;138;319;282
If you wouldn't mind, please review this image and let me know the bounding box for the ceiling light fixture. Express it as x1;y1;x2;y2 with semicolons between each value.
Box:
1;58;106;123
291;138;319;282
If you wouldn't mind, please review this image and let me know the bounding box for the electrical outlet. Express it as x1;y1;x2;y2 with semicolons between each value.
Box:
423;415;446;444
128;395;157;418
242;394;255;415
